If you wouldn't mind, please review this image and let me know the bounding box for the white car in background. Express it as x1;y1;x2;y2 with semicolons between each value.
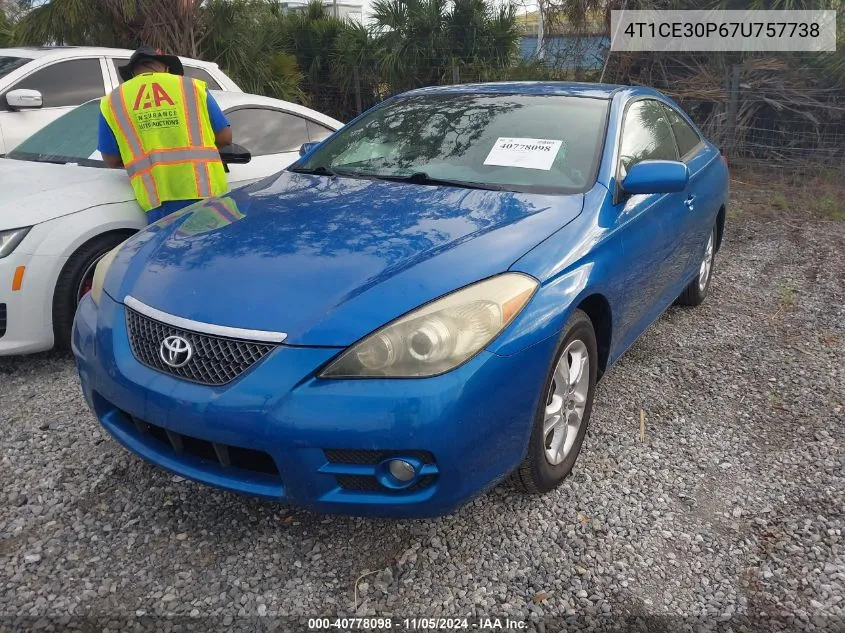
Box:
0;46;241;155
0;91;343;355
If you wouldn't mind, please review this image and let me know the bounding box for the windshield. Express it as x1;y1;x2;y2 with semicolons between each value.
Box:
294;93;609;193
0;56;30;80
7;100;103;166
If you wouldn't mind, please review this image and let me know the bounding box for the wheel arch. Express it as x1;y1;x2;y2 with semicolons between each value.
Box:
52;227;137;302
715;204;726;252
50;228;138;348
575;293;612;380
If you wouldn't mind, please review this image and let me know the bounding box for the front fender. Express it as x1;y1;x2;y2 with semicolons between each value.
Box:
487;263;604;357
31;201;145;259
489;185;623;357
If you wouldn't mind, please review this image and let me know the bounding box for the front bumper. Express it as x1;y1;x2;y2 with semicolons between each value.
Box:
0;250;58;355
72;292;557;517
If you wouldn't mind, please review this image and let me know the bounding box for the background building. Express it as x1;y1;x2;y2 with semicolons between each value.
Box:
280;0;363;22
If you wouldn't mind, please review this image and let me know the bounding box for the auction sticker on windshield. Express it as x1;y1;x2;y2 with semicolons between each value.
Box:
483;137;564;171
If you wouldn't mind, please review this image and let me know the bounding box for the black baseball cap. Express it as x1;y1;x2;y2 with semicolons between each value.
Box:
119;46;184;81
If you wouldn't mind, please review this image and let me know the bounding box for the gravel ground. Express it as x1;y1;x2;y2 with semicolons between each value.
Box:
1;180;843;633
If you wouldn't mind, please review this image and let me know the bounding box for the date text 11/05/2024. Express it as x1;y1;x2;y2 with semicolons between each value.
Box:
307;617;528;631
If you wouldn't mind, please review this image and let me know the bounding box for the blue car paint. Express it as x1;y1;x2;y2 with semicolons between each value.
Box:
72;82;729;517
622;160;689;195
104;173;586;347
73;291;557;516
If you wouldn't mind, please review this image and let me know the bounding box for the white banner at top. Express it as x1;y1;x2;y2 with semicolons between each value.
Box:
610;10;837;52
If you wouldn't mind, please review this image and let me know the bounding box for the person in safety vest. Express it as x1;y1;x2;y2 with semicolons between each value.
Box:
97;46;233;224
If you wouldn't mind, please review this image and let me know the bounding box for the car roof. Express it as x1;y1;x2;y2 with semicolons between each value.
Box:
210;90;344;128
403;81;631;99
0;46;222;69
74;91;343;129
0;47;46;59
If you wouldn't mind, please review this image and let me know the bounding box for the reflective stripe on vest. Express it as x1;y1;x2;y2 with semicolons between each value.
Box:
107;89;160;209
177;76;213;199
101;74;227;212
124;148;222;177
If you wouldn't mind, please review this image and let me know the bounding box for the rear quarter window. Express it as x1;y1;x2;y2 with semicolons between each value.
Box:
183;67;222;91
662;104;702;158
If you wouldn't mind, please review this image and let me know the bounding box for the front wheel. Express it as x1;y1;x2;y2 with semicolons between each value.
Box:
512;309;598;494
52;232;132;351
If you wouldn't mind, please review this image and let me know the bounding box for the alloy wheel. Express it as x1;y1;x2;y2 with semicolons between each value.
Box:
76;254;106;303
698;228;715;292
543;339;590;466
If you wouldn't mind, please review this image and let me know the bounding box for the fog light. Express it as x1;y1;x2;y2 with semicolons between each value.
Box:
388;459;416;482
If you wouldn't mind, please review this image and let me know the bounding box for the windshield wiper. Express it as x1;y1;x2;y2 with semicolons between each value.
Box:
288;165;339;177
7;153;68;165
360;171;505;191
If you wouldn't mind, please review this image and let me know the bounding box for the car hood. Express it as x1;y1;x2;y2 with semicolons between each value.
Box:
111;172;584;346
0;158;134;228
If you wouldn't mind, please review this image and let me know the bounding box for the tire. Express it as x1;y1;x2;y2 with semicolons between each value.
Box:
52;232;132;351
676;223;717;307
512;309;598;494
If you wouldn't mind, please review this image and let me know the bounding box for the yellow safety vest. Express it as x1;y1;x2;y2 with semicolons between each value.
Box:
100;72;228;212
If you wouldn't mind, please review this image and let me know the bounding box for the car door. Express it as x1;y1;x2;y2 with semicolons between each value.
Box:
223;107;327;185
661;103;718;282
0;57;109;152
613;98;687;344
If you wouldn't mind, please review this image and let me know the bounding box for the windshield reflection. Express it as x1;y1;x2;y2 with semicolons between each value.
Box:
7;100;103;167
297;93;609;193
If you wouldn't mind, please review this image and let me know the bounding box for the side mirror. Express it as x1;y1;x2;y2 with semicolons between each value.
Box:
218;143;251;165
299;142;320;157
6;88;43;110
622;160;689;195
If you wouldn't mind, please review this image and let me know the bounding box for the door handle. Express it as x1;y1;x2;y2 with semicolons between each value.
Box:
684;195;696;210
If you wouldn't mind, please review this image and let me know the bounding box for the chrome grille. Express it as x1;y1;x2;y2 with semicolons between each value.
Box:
125;308;276;385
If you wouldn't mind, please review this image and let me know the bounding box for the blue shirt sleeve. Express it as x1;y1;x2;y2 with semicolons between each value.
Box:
97;112;120;156
206;92;230;133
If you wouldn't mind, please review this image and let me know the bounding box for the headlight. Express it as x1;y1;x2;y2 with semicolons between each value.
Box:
89;243;125;306
0;227;32;259
320;273;538;378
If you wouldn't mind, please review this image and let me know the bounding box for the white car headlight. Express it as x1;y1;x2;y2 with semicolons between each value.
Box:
320;273;538;378
0;227;32;259
89;243;126;306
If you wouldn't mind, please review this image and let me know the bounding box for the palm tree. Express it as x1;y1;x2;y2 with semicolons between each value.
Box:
14;0;205;55
0;7;15;46
370;0;519;91
201;0;305;102
332;21;382;114
280;1;355;114
371;0;449;90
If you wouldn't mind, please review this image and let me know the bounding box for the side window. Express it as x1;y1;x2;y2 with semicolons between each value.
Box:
226;108;310;156
5;59;105;108
618;99;677;177
183;67;222;91
662;104;701;159
307;120;334;142
111;58;129;84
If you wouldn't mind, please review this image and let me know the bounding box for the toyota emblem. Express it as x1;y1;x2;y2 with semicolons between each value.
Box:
159;335;193;368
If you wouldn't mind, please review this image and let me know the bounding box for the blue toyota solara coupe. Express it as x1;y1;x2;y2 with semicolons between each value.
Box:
72;82;728;518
